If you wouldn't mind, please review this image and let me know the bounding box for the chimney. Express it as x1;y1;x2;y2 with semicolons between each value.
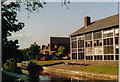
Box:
84;16;91;27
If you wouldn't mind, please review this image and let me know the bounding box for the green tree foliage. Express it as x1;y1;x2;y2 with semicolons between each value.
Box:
28;42;40;59
2;1;44;63
3;58;17;72
18;42;40;60
58;46;66;57
2;2;25;63
1;1;70;73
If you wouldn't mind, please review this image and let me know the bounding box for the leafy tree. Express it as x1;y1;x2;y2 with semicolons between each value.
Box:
2;1;44;63
3;58;17;72
2;0;70;64
19;42;40;60
28;42;40;59
2;2;24;63
58;46;66;57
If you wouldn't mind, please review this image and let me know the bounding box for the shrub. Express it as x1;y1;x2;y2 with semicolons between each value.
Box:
3;58;17;72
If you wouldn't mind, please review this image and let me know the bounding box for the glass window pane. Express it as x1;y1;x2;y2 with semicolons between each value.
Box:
72;41;77;48
110;38;113;45
103;29;113;38
115;28;119;36
85;33;92;40
104;39;106;45
94;31;102;39
115;37;119;45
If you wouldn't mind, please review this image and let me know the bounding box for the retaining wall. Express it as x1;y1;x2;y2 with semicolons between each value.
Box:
64;60;118;67
43;66;118;81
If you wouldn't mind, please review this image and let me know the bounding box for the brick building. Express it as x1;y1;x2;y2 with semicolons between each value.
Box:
49;37;70;56
40;44;49;54
70;14;119;61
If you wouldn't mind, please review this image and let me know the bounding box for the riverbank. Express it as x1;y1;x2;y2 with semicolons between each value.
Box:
29;60;118;74
43;64;118;81
17;60;118;80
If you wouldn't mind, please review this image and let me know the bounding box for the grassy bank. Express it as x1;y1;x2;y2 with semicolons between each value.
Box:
29;60;118;75
29;60;65;66
75;66;118;75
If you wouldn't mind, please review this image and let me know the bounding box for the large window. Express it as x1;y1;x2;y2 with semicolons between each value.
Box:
94;47;102;55
104;55;114;60
71;37;77;48
94;55;102;60
104;38;113;45
86;48;92;55
86;41;92;47
71;36;77;60
85;33;93;60
78;53;84;60
71;37;77;41
103;29;113;38
93;31;102;57
94;31;102;39
86;56;93;60
103;29;114;55
72;53;77;60
85;33;92;48
104;46;114;54
115;28;119;45
115;28;119;36
115;28;119;60
78;36;84;48
116;46;119;54
94;39;102;47
85;33;92;40
72;41;77;48
78;35;84;60
115;37;119;45
71;36;77;50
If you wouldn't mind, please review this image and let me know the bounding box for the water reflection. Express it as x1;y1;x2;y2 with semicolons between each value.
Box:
2;69;117;82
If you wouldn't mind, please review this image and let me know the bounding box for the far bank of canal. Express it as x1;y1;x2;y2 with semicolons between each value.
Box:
43;66;118;81
17;60;118;81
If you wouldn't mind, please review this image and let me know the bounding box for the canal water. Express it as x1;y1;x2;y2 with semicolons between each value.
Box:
2;70;77;82
2;69;115;82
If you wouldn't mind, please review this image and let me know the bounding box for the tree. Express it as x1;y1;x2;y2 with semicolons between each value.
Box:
2;1;44;63
58;46;66;57
27;42;40;59
2;2;25;63
19;42;40;60
2;0;70;63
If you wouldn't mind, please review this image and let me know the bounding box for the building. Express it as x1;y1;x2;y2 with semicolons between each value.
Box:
40;44;49;54
49;37;70;56
70;14;119;61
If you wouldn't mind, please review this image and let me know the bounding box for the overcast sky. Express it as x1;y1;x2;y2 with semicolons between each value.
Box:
8;2;118;49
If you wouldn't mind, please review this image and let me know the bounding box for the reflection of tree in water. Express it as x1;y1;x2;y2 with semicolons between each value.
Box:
28;69;40;82
27;62;43;81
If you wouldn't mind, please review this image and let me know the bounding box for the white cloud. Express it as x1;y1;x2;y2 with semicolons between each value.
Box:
8;32;45;43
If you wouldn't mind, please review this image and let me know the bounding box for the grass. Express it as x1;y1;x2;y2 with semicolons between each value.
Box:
29;59;65;66
75;66;118;75
29;60;118;75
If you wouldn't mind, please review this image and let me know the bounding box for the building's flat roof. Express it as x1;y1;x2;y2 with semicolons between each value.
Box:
70;14;119;36
50;37;70;45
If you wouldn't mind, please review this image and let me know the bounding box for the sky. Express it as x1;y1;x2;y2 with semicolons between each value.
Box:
8;2;118;49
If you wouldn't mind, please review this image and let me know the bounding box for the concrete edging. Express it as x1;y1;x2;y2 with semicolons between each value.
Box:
43;66;118;80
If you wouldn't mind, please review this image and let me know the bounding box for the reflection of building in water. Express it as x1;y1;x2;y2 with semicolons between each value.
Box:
70;14;119;61
39;75;49;80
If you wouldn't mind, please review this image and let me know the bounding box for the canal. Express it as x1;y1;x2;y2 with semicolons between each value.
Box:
2;69;98;82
